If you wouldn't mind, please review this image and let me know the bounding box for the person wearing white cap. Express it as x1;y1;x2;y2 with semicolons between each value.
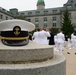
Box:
0;19;35;46
56;30;65;55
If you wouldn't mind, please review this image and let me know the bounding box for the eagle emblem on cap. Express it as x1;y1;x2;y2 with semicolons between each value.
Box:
13;26;21;36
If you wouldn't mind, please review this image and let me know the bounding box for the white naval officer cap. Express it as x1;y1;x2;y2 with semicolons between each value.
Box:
0;19;35;46
0;19;35;31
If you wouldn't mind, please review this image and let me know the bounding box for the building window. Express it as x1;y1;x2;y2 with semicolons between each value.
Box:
2;8;6;11
6;16;8;20
20;13;25;16
52;23;56;27
43;17;47;27
0;15;3;19
26;19;31;22
35;18;39;22
52;10;57;13
28;12;32;15
75;4;76;7
44;17;47;22
35;18;39;27
44;10;48;14
35;11;40;15
35;23;39;27
52;16;56;21
10;18;12;19
67;5;72;8
44;23;47;27
71;0;73;3
21;13;24;15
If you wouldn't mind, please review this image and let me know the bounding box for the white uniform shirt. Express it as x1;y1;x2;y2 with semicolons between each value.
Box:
38;30;50;44
32;31;40;43
54;35;57;43
56;32;65;44
71;33;74;42
72;35;76;48
72;35;76;42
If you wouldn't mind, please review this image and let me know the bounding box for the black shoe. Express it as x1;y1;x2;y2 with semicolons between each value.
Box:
75;53;76;55
67;52;70;54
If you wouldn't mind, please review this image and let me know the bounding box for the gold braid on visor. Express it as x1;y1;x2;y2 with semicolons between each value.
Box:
0;36;29;40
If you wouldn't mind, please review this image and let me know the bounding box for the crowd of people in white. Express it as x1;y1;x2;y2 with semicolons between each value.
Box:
31;27;76;55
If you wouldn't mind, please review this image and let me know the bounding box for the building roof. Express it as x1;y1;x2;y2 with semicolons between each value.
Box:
37;0;45;6
0;7;14;17
64;0;76;8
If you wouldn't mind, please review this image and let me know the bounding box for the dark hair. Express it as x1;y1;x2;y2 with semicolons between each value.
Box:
43;26;46;31
36;28;40;31
74;31;76;35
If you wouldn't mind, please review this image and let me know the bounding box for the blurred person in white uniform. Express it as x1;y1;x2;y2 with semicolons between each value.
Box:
67;38;72;54
72;31;76;48
56;30;65;55
64;35;69;47
54;34;58;50
32;28;40;44
67;38;71;49
71;32;74;48
38;27;50;44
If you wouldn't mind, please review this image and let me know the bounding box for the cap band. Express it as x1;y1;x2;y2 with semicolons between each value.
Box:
0;36;29;40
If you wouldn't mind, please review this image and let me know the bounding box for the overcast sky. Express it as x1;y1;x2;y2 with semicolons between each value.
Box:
0;0;68;11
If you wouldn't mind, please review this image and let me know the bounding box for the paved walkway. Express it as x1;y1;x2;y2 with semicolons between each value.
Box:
55;47;76;75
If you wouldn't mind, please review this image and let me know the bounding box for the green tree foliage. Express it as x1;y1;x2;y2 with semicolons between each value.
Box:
16;15;26;20
51;28;59;34
61;8;74;38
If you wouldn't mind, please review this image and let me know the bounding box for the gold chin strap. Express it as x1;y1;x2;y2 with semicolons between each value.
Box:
0;36;29;40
